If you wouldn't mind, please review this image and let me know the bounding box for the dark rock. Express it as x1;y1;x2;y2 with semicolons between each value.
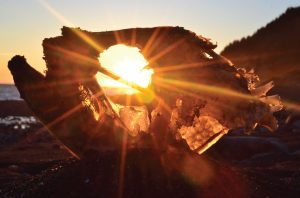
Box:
210;136;289;161
0;101;34;117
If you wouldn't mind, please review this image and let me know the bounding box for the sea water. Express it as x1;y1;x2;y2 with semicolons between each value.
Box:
0;84;39;132
0;84;21;101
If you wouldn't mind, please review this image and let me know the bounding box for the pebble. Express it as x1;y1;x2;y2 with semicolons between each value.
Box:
84;178;90;184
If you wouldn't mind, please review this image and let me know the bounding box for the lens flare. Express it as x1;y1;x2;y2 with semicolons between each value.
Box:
98;44;153;88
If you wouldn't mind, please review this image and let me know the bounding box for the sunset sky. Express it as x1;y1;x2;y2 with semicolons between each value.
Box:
1;0;299;84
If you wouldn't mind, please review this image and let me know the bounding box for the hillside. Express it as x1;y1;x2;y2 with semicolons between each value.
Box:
221;7;300;103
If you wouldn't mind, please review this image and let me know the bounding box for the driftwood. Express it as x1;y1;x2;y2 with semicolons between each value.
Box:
8;26;282;158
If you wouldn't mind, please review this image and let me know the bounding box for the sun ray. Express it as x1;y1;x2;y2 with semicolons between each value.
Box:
114;31;123;44
283;101;300;112
151;93;173;114
38;0;104;52
155;77;255;100
153;79;204;100
142;29;169;58
47;44;100;66
97;44;154;90
72;28;105;52
24;82;127;159
45;45;138;94
154;77;300;112
45;45;104;87
125;94;132;106
153;80;239;112
154;62;210;74
142;28;161;57
148;38;186;64
118;131;128;198
37;0;73;26
29;102;84;159
130;28;137;46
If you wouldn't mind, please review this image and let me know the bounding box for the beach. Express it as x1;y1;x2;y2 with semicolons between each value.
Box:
1;84;300;197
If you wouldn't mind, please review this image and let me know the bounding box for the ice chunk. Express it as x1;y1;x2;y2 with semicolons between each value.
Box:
178;116;228;154
260;95;283;112
251;81;274;97
119;106;150;136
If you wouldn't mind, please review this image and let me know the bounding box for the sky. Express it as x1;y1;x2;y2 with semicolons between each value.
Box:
0;0;299;84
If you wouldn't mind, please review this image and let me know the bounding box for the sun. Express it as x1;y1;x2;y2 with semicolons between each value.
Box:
96;44;153;91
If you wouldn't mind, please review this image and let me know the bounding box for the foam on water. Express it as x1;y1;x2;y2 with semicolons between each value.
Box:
0;116;38;130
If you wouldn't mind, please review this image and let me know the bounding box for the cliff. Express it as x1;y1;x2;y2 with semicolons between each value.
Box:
221;7;300;102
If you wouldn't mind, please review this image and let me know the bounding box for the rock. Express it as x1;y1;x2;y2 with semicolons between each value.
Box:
8;164;19;171
8;26;281;158
211;136;289;161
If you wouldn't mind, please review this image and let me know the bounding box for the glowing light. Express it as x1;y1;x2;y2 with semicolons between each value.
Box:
98;44;153;88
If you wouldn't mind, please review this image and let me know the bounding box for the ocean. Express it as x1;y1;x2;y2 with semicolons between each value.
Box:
0;84;21;101
0;84;39;132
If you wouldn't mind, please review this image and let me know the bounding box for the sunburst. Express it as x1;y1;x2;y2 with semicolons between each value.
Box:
34;2;300;198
